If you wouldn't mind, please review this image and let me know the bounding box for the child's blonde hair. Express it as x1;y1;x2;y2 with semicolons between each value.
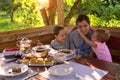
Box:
95;28;110;43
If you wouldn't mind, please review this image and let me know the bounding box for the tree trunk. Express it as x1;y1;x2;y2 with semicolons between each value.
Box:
64;0;82;26
10;4;14;22
10;11;14;22
40;8;49;26
48;0;57;25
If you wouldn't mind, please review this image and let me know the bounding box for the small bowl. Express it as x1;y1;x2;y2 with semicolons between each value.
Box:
53;53;67;63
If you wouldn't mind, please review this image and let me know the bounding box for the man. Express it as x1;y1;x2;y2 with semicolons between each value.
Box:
68;14;93;56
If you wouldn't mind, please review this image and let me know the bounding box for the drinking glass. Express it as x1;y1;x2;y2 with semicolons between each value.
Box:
74;49;81;59
14;51;23;63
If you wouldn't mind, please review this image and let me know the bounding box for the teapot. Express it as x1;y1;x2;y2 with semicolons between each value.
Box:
16;38;32;50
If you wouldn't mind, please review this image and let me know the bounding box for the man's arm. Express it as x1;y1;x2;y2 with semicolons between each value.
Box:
79;31;97;48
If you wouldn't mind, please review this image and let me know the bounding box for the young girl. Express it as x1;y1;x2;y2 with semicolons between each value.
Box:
50;26;67;50
79;28;112;62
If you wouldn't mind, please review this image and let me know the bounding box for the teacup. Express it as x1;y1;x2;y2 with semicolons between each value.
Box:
53;53;67;63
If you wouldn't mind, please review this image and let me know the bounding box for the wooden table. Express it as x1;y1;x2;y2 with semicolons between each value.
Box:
0;56;120;80
28;56;120;80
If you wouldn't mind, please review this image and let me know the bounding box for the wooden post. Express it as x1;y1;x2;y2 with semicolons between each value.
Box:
56;0;64;26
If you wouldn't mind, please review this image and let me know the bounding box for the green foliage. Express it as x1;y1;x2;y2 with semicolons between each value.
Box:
0;0;13;12
0;0;44;30
14;0;44;28
88;14;120;27
76;0;120;27
0;0;120;32
64;0;76;17
78;0;103;15
64;0;76;6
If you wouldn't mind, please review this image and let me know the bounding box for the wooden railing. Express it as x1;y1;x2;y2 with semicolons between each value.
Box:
0;26;120;63
0;26;54;52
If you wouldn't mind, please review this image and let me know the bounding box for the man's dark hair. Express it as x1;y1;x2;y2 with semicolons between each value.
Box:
53;26;64;35
76;14;90;25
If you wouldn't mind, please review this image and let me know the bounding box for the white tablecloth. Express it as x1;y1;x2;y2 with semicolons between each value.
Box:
40;61;108;80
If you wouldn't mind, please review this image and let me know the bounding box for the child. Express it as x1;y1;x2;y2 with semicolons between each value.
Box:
50;26;67;50
79;28;112;62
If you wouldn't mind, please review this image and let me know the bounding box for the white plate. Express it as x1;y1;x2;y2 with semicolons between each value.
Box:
0;63;28;76
59;49;75;56
48;64;73;76
32;45;49;52
49;49;75;60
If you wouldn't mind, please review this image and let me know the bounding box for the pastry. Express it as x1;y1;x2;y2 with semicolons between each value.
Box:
44;57;53;65
59;49;71;54
12;67;21;73
36;58;44;64
29;58;38;64
22;59;29;64
44;61;53;65
25;53;37;59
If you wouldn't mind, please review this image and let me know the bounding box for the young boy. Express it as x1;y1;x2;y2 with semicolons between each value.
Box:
79;28;112;62
50;26;67;50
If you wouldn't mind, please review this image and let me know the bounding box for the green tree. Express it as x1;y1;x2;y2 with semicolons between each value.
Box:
76;0;120;27
0;0;21;22
1;0;120;30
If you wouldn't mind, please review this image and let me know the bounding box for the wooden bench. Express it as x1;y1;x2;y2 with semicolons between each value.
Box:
0;26;120;63
106;36;120;63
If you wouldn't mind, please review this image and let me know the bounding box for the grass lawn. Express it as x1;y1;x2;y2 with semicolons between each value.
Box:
0;16;24;32
0;12;44;32
0;11;36;32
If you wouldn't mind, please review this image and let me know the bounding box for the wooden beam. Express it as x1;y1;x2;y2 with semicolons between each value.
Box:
64;0;82;26
40;8;49;26
56;0;64;26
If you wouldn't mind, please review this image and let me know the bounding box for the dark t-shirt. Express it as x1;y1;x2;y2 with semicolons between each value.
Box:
67;29;93;56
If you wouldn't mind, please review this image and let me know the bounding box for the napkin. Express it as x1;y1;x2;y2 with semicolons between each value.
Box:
2;70;38;80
